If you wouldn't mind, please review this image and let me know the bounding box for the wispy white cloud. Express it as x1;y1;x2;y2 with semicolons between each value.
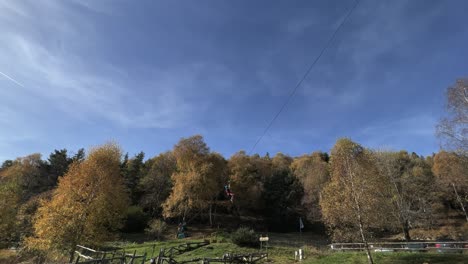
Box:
0;0;231;130
0;0;243;163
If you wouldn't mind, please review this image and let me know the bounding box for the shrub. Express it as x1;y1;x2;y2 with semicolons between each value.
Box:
231;227;259;247
145;219;167;240
122;206;148;233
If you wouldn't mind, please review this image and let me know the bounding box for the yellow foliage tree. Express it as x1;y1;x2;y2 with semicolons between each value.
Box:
433;151;468;222
0;176;20;245
320;139;390;264
163;136;226;225
291;152;329;222
0;155;46;245
228;151;264;214
26;143;129;258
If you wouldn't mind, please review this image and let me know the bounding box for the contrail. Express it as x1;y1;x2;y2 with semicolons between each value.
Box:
0;70;25;88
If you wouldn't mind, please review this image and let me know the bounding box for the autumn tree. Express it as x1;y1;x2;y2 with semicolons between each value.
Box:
15;191;53;245
0;153;62;246
18;155;48;199
321;139;389;264
375;151;436;241
406;153;438;225
251;153;273;184
26;143;129;258
433;151;468;222
0;154;49;202
437;79;468;153
0;175;20;246
227;151;264;214
139;152;176;217
271;152;293;170
291;152;329;222
163;135;227;226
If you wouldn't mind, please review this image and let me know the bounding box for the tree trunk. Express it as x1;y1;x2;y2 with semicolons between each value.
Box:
403;219;411;241
209;203;213;227
356;203;374;264
346;159;374;264
68;249;75;263
390;176;412;242
452;183;468;222
350;182;374;264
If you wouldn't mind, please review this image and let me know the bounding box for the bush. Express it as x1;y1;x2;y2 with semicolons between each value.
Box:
122;206;148;233
231;227;259;247
145;219;167;240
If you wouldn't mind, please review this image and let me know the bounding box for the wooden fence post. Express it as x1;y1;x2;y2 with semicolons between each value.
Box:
99;252;106;264
128;250;137;264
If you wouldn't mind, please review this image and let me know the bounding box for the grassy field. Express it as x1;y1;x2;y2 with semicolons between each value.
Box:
1;240;466;263
113;238;467;264
1;230;466;264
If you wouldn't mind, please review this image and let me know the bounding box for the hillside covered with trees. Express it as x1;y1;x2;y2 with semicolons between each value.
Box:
0;80;467;262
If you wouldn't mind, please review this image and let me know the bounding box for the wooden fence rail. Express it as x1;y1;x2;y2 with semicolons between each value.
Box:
71;245;147;264
72;242;267;264
156;252;268;264
331;241;468;253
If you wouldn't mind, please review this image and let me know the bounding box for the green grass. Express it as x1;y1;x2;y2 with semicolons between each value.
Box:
110;238;297;263
113;239;467;264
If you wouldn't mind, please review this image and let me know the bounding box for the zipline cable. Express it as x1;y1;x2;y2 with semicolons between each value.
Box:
248;0;361;154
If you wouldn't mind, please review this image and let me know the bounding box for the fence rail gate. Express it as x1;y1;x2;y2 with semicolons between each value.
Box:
71;245;147;264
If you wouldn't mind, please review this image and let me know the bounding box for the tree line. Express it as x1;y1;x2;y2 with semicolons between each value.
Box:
0;79;466;260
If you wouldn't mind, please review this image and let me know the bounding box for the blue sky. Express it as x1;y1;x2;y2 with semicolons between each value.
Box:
1;0;467;161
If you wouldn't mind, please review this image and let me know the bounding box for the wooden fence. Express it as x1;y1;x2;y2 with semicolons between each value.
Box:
155;252;268;264
330;241;468;253
158;241;210;258
71;241;268;264
71;245;147;264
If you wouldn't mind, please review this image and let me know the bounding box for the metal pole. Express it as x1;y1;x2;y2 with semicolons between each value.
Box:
299;218;302;247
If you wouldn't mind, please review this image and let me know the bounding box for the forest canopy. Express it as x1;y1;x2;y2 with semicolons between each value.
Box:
0;79;467;260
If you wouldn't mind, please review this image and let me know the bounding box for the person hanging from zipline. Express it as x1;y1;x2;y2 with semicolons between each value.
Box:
224;181;234;202
176;217;187;239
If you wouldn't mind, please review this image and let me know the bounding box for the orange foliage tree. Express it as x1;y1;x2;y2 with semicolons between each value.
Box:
26;143;129;258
